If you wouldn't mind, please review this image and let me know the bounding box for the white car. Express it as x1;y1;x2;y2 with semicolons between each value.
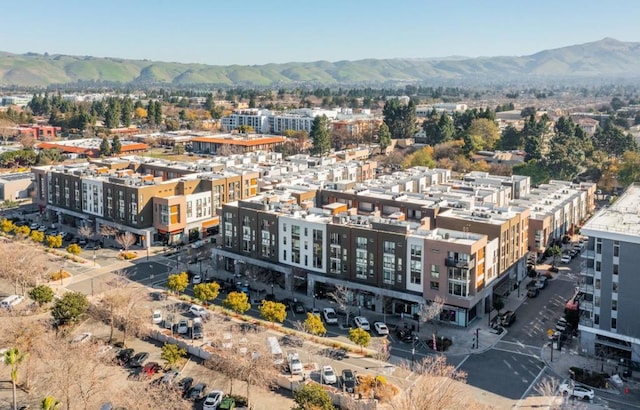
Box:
373;322;389;335
558;382;594;400
177;320;189;334
192;274;202;285
322;307;338;324
560;254;572;264
152;310;163;324
353;316;370;331
189;305;210;318
202;390;224;410
287;352;303;375
321;365;337;384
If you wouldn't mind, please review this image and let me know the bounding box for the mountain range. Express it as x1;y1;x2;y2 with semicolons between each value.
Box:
1;38;639;88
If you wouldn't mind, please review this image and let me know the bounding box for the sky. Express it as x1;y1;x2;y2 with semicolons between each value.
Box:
3;0;639;66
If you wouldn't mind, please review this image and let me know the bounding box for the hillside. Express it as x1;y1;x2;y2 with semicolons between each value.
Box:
0;38;639;87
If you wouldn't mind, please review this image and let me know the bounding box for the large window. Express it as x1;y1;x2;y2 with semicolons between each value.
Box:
410;260;422;285
431;265;440;278
448;281;468;297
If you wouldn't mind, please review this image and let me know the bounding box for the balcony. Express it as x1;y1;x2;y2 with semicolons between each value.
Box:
582;249;595;259
445;258;475;269
579;284;594;294
579;301;593;312
579;317;594;327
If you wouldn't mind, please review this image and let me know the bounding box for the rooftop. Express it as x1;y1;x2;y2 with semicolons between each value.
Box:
582;184;640;239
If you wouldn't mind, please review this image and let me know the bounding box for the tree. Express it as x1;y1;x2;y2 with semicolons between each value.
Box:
167;272;189;295
193;282;220;305
41;395;62;410
259;301;287;327
349;327;371;353
499;124;523;150
383;99;416;139
51;291;88;325
30;230;44;243
66;243;81;256
111;136;122;155
617;151;640;186
329;285;352;327
492;297;504;315
466;118;499;151
160;343;186;368
115;231;137;252
172;143;185;155
4;347;27;410
223;291;251;314
99;137;111;156
293;382;335;410
46;234;63;248
303;313;326;336
309;115;331;156
403;146;435;169
134;107;148;120
418;296;444;333
0;242;47;295
28;285;54;306
548;245;562;267
378;123;392;151
390;356;470;410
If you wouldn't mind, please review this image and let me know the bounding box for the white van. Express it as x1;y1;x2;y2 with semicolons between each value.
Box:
267;336;284;365
1;295;24;309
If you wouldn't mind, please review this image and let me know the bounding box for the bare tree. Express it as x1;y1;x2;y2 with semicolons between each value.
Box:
329;284;352;327
418;295;445;333
115;287;151;347
99;225;118;247
532;376;566;409
77;225;95;242
115;231;137;252
116;384;192;410
391;356;488;410
0;242;48;294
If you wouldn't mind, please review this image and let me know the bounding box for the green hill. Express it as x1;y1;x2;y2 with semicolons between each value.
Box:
0;38;638;87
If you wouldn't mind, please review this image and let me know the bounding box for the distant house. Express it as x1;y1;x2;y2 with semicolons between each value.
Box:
37;138;148;158
190;134;285;154
15;125;61;141
0;172;33;201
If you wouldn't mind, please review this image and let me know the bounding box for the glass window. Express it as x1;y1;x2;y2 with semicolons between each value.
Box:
612;318;617;329
431;265;440;278
430;281;439;290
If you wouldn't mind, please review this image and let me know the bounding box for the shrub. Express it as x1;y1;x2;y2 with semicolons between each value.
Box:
66;243;82;255
119;251;137;260
427;336;453;352
50;270;71;281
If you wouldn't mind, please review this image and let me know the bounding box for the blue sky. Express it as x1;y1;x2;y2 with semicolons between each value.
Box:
3;0;638;66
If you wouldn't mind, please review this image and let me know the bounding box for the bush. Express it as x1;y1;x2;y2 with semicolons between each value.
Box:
119;251;137;260
569;367;608;388
427;336;453;352
50;270;71;281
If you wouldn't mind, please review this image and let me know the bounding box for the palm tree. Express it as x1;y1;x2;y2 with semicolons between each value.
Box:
41;395;62;410
3;347;27;410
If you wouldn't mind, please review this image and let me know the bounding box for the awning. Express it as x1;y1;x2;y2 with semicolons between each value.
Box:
202;217;219;228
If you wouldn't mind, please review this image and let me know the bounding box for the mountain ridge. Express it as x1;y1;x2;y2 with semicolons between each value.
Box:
1;38;638;87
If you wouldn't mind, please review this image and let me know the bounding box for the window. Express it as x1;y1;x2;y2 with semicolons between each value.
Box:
596;238;602;254
594;314;599;325
595;261;601;272
430;281;439;290
595;279;600;290
613;240;619;257
594;296;600;307
383;241;395;254
410;260;421;285
613;264;618;275
613;282;618;293
431;265;440;278
612;318;617;330
356;237;367;249
448;281;468;297
612;300;617;311
410;244;422;258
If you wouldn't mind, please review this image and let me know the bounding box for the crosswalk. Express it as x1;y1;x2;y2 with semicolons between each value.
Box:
493;340;541;358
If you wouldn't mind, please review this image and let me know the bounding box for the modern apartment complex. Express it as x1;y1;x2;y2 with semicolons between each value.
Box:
579;184;640;368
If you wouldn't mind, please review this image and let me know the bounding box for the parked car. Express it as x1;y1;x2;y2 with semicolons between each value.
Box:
141;361;161;377
192;274;202;285
353;316;370;331
159;370;180;385
128;352;149;368
569;249;580;259
191;322;204;339
280;335;304;348
189;305;210;319
561;254;572;264
115;348;134;365
177;320;189;335
341;369;357;393
373;322;389;335
152;310;163;324
559;382;594;400
178;377;194;396
187;383;207;401
527;287;539;298
292;302;306;314
218;397;236;410
203;390;224;410
287;352;303;375
321;365;337;384
395;328;415;343
322;307;338;324
500;311;516;327
535;276;548;289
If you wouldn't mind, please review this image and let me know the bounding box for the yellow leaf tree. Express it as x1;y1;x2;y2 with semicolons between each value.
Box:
259;300;287;327
45;235;63;248
304;312;326;336
167;272;189;295
193;282;220;305
66;243;82;256
223;291;251;314
349;327;371;353
30;230;44;242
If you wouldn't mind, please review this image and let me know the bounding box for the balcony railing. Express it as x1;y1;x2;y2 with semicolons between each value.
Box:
580;301;593;312
582;249;595;259
445;258;475;269
579;317;594;327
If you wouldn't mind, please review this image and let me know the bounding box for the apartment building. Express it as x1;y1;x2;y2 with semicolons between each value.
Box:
0;172;33;201
579;184;640;368
218;192;492;326
190;134;285;154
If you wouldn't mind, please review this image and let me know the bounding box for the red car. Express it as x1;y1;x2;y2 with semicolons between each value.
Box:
142;362;161;376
